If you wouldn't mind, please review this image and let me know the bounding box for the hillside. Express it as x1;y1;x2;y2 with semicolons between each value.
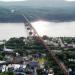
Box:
0;6;75;22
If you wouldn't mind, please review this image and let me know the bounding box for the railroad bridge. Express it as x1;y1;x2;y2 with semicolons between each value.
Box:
22;14;69;75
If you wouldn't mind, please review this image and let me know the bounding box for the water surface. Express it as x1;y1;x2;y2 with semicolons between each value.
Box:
0;21;75;40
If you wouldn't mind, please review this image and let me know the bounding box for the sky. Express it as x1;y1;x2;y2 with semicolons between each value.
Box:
0;0;75;8
0;0;75;2
0;0;26;2
66;0;75;1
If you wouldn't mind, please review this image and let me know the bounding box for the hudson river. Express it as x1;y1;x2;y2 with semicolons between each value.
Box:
0;20;75;40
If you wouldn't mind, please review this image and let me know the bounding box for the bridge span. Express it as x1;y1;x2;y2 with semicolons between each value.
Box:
22;14;69;75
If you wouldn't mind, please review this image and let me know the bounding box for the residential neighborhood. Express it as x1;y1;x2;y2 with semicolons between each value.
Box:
0;37;75;75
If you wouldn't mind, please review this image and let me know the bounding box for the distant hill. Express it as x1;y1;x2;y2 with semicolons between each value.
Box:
0;3;75;22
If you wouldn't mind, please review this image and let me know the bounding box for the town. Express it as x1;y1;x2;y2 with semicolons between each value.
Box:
0;36;75;75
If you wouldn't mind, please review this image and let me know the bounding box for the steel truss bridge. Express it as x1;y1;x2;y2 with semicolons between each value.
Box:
22;14;69;75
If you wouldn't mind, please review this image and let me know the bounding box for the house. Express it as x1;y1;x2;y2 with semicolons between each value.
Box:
29;61;38;69
0;61;7;72
48;69;54;75
3;48;13;53
12;56;24;64
0;61;6;65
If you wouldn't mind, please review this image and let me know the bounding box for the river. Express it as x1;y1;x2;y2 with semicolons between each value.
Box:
0;20;75;40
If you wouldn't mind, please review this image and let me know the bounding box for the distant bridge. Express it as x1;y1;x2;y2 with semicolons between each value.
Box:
22;14;69;75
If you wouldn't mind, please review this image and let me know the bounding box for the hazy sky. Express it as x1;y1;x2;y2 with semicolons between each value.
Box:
0;0;75;8
0;0;26;2
0;0;75;2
